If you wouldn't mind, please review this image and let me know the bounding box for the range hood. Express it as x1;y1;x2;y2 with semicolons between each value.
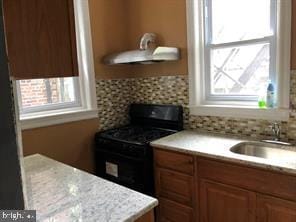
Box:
103;33;180;65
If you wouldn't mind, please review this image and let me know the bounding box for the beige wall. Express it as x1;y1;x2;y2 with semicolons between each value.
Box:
89;0;187;79
88;0;132;79
89;0;296;78
22;119;99;173
126;0;187;77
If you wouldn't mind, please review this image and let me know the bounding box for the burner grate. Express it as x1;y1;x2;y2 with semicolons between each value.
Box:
100;126;176;144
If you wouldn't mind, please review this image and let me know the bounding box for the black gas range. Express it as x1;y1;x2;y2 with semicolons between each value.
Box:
95;104;183;196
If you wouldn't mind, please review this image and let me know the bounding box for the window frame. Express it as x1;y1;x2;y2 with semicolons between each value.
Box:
16;77;82;115
186;0;291;121
204;0;277;102
17;0;98;129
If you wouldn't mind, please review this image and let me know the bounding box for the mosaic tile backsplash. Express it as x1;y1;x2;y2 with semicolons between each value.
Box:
96;79;132;130
96;71;296;143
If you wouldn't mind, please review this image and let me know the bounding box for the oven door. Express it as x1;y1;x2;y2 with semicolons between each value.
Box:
95;149;153;194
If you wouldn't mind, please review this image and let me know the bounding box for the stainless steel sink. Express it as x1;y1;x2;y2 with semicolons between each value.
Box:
230;142;296;161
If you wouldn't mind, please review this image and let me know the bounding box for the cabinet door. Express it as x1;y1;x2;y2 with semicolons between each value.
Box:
158;198;194;222
200;179;256;222
257;195;296;222
3;0;78;79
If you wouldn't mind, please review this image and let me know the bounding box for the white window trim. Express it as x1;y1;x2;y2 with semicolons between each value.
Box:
20;0;98;130
204;0;277;102
186;0;291;121
17;78;82;115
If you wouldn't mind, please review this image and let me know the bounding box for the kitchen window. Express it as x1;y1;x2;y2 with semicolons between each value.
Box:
187;0;291;121
17;0;98;129
17;77;81;115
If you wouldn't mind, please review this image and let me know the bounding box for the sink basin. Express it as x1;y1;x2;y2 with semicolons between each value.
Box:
230;142;296;162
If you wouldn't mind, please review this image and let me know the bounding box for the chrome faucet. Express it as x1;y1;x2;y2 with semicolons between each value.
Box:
261;122;292;146
271;122;281;141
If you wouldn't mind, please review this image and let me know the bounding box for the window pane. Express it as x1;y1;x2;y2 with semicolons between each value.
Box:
211;0;272;44
18;77;79;112
211;44;270;96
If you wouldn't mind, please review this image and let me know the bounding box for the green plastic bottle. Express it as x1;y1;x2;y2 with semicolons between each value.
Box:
258;91;266;109
258;99;266;108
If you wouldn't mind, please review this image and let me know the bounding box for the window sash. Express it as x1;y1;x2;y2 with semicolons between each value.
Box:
17;77;82;115
203;0;277;102
204;39;274;101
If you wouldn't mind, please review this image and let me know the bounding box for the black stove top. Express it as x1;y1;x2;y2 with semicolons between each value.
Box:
95;104;183;195
99;125;176;145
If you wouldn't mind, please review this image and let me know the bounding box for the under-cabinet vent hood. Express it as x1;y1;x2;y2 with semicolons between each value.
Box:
103;33;180;65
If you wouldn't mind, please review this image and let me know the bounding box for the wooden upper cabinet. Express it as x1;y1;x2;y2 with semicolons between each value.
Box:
2;0;78;79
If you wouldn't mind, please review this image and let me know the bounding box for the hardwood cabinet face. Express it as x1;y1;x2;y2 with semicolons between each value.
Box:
199;179;256;222
3;0;78;79
154;149;296;222
154;149;194;175
158;198;194;222
154;149;196;222
257;195;296;222
155;168;194;206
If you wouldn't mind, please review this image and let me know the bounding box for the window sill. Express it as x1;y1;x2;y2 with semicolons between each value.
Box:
189;105;289;121
20;108;98;130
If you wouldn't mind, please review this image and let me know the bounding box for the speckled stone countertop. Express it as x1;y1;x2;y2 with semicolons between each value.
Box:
151;130;296;175
23;154;158;222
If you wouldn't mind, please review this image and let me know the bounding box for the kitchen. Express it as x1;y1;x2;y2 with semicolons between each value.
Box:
1;0;296;221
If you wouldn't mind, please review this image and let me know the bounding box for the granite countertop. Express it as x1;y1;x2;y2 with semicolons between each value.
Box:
23;154;158;222
151;130;296;175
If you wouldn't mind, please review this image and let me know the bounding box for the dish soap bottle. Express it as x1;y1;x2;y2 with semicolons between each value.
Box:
258;91;266;109
266;80;275;108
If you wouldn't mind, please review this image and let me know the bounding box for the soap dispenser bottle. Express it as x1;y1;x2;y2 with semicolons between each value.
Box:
266;80;275;108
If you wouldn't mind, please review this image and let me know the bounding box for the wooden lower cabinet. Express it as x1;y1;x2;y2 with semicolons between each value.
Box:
155;168;194;206
136;210;155;222
200;179;256;222
153;148;296;222
257;195;296;222
154;149;196;221
154;148;194;175
158;198;194;222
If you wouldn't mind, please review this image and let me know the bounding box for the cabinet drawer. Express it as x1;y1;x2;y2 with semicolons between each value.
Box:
156;168;194;206
197;158;296;202
158;198;194;222
154;149;194;175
